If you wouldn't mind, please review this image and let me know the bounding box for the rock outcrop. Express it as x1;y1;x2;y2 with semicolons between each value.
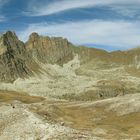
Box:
0;31;31;82
0;31;76;82
26;32;74;64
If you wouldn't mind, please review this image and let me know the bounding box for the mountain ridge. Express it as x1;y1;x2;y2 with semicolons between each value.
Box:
0;31;140;82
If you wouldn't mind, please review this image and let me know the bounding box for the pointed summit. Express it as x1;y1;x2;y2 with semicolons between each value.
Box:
0;31;31;82
3;31;18;38
0;31;26;55
28;32;39;41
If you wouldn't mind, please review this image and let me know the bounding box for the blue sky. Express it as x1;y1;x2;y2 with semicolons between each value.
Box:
0;0;140;51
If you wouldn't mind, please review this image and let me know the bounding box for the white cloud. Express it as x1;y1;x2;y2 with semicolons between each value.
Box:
111;5;140;18
18;20;140;50
26;0;140;16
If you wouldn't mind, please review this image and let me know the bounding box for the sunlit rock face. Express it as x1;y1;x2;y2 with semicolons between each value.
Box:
26;32;74;64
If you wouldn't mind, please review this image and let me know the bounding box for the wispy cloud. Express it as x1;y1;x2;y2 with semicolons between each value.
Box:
0;0;9;7
112;5;140;18
18;20;140;50
0;16;6;22
25;0;140;16
0;0;10;22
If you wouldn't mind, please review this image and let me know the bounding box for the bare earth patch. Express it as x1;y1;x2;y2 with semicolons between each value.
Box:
30;94;140;140
0;90;45;104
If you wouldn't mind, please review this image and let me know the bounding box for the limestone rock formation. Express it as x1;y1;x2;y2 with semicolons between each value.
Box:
26;32;74;64
0;31;75;82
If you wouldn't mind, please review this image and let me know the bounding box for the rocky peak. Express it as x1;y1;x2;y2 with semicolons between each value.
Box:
3;31;18;39
0;31;77;82
26;33;74;64
28;32;39;41
0;31;31;82
0;31;26;55
2;31;19;48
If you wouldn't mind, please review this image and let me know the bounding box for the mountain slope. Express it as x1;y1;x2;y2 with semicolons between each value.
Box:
1;31;140;82
0;31;140;140
0;31;75;82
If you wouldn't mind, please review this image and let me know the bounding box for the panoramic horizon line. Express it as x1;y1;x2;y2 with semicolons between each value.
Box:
1;30;138;52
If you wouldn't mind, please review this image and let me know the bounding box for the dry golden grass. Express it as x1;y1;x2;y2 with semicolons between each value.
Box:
33;100;140;139
0;90;45;104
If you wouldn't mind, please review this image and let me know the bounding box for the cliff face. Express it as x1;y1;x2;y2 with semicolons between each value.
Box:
0;31;32;82
26;33;74;64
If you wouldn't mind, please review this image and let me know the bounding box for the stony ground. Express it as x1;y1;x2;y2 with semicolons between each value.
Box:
0;56;140;139
0;91;140;140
